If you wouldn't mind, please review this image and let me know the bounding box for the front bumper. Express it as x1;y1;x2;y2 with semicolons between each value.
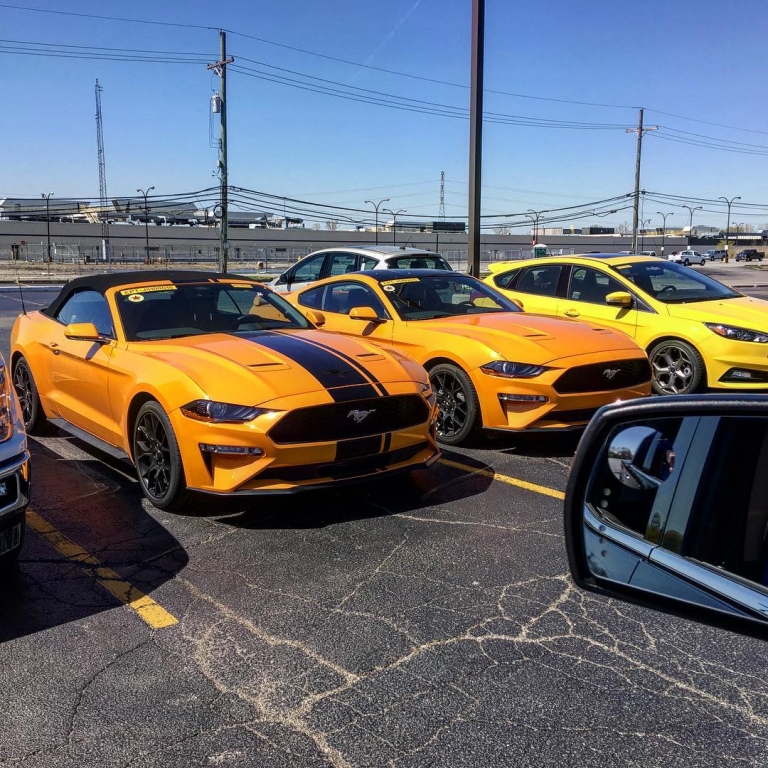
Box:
0;450;31;558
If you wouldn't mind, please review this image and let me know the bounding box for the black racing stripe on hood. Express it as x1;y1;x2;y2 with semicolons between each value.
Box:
288;334;389;396
235;331;379;402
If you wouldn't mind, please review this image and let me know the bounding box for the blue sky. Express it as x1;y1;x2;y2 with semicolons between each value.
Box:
2;0;766;232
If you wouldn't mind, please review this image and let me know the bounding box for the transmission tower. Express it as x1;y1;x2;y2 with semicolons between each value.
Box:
95;79;109;254
439;171;445;221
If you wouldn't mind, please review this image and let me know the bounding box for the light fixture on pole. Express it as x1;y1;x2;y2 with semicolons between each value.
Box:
719;196;741;262
640;218;651;251
137;186;155;263
41;192;53;263
681;205;703;243
656;211;674;259
525;208;548;245
365;198;390;245
383;208;406;245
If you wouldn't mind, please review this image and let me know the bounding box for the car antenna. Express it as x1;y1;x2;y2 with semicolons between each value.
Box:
399;235;414;250
16;277;26;315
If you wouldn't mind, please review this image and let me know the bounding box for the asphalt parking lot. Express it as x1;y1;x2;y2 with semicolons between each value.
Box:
3;277;768;767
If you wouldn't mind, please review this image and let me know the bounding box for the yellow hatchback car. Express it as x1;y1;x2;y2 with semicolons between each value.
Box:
285;270;652;445
485;254;768;395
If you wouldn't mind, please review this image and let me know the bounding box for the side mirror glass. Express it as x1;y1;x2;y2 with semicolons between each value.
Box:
565;398;768;637
605;291;634;307
64;322;102;341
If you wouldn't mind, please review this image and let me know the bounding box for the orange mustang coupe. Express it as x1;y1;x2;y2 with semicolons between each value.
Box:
285;270;653;445
10;271;440;510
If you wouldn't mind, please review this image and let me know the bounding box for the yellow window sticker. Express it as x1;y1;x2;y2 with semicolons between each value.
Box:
229;283;254;289
119;285;178;296
380;277;420;286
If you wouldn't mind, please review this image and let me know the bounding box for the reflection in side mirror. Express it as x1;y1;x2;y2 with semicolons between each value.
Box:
565;397;768;637
607;426;675;489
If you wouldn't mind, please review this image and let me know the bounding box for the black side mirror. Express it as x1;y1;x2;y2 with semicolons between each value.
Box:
565;395;768;639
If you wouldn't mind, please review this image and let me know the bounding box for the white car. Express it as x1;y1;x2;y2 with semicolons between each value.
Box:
269;246;453;293
668;250;707;266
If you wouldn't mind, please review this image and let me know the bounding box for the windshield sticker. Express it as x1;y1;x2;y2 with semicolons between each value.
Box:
119;285;177;296
127;294;144;303
381;277;420;286
229;283;254;289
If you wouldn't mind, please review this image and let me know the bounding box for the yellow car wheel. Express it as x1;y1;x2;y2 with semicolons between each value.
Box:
429;363;481;446
648;339;705;396
133;401;190;511
12;357;49;435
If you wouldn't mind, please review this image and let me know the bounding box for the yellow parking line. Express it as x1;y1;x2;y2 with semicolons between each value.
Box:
439;458;565;500
25;509;178;629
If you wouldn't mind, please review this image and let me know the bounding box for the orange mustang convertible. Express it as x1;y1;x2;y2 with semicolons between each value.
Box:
285;270;653;445
10;271;440;509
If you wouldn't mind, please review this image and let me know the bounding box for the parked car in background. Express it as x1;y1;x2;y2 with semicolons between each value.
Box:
736;249;765;262
705;249;728;261
484;254;768;396
668;250;707;266
10;271;441;510
269;246;453;294
639;250;657;258
285;269;652;445
0;352;30;570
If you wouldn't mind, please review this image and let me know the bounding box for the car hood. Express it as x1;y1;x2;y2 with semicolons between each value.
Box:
412;313;642;363
132;330;424;405
666;295;768;329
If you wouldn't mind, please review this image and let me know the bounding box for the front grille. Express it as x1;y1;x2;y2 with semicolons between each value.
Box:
536;407;598;425
554;359;651;394
255;442;429;481
268;395;429;444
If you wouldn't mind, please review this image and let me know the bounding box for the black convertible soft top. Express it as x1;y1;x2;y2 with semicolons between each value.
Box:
41;269;257;317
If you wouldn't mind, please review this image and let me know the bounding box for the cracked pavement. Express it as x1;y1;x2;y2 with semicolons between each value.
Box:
2;290;768;766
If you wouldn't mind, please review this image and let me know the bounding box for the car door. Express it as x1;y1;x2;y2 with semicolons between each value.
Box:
272;252;328;293
48;289;119;443
557;266;643;339
295;281;394;346
504;263;565;316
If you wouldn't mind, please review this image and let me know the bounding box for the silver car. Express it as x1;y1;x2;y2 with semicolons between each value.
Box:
269;245;453;294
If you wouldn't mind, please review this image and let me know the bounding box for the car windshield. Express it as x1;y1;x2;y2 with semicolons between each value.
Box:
381;273;521;320
614;261;740;304
115;281;312;340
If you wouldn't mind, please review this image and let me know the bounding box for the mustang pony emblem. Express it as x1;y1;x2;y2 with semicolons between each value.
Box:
348;409;376;423
603;368;621;380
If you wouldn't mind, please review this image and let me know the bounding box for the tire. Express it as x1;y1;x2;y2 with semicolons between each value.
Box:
0;515;25;572
700;259;706;266
648;340;705;395
428;363;481;446
12;357;49;434
683;259;691;266
133;401;191;511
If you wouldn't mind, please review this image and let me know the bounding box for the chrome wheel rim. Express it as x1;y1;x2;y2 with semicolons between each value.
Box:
135;412;172;500
650;344;695;394
431;370;468;439
13;364;33;427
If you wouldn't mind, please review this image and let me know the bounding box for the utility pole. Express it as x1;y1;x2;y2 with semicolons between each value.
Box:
41;192;53;263
208;30;234;273
95;79;110;263
467;0;484;277
626;108;658;253
439;171;445;221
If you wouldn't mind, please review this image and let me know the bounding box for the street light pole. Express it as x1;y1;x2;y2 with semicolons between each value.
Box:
719;195;741;262
364;199;390;245
640;218;651;251
681;205;703;244
656;211;674;259
526;208;548;245
383;208;406;245
41;192;53;263
137;186;155;263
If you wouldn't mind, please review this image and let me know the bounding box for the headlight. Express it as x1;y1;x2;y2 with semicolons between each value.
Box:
480;361;550;378
0;365;12;442
180;400;275;423
705;323;768;343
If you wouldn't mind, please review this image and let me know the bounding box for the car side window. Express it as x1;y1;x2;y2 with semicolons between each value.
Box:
568;267;626;305
326;253;358;277
291;254;326;284
360;256;378;271
492;269;520;290
298;282;387;317
515;265;562;297
55;290;114;337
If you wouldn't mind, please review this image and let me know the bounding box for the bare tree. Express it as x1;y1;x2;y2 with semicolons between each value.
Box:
493;225;511;235
325;220;340;231
617;221;630;235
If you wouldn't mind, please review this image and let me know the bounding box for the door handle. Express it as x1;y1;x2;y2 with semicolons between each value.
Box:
564;309;580;318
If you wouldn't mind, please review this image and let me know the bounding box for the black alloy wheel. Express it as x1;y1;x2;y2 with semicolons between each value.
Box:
133;401;189;511
12;357;48;434
429;363;480;446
